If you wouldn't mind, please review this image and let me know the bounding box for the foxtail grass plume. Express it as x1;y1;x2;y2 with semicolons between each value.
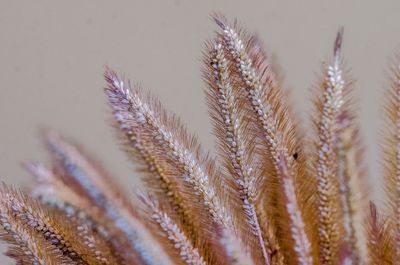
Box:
0;15;398;264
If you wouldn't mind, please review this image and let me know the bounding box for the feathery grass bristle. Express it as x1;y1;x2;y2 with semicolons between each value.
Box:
1;15;399;265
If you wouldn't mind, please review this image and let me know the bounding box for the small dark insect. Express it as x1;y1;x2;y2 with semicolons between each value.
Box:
293;152;298;160
270;249;278;257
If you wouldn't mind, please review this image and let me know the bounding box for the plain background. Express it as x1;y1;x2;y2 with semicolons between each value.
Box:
0;0;399;262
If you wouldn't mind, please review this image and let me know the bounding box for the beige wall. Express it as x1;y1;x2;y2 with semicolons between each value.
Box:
0;0;399;262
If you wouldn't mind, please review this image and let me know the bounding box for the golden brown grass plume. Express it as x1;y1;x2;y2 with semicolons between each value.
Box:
0;15;398;265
